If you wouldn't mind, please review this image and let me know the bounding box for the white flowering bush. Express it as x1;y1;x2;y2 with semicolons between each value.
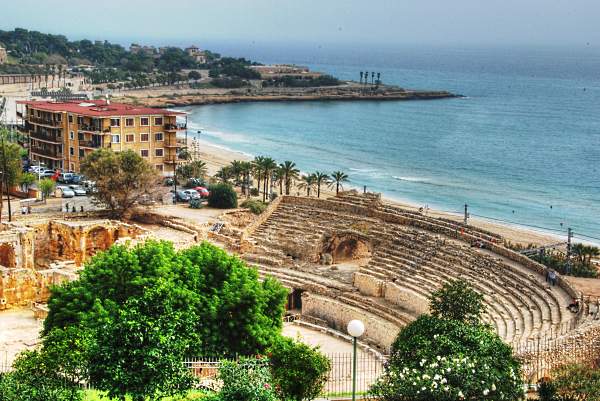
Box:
371;281;524;401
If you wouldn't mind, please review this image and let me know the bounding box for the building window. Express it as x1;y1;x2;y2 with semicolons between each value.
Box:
68;114;73;123
110;118;120;127
78;133;84;141
70;147;74;156
56;113;62;122
112;134;120;143
70;131;74;140
155;164;164;172
126;134;135;142
140;149;149;158
140;117;149;126
154;132;163;141
154;117;163;126
77;116;84;125
155;148;164;157
125;118;134;127
79;149;85;158
140;133;149;142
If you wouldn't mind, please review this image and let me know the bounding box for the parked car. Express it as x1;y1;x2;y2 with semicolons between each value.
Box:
58;172;75;184
71;175;83;184
68;185;87;196
175;190;191;202
182;189;201;200
40;169;56;178
193;186;210;198
57;186;75;198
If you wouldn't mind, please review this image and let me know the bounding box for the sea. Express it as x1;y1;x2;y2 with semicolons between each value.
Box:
182;43;600;244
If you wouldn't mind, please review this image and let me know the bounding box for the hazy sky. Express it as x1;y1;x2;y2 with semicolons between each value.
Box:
0;0;598;47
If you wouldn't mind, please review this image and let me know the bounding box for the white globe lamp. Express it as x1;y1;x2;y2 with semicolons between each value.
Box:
347;319;365;338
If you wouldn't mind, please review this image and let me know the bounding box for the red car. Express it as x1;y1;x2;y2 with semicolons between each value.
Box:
193;186;210;198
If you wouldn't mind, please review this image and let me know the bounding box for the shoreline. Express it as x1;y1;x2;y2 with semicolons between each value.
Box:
187;135;574;247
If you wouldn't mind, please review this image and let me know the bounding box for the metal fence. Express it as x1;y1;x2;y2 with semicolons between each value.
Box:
183;352;384;399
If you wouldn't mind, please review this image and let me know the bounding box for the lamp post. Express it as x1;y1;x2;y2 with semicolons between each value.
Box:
347;319;365;401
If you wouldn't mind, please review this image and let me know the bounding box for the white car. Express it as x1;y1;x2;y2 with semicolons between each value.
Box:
182;189;201;200
57;186;75;198
69;185;87;196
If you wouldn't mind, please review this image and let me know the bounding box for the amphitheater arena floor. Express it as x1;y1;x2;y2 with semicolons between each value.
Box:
0;308;42;367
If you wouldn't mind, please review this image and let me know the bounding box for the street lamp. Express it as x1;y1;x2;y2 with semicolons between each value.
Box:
347;319;365;401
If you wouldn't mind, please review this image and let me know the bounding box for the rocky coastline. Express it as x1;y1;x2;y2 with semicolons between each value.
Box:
113;84;459;108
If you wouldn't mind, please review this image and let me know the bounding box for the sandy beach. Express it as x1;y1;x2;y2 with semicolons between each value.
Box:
187;136;566;247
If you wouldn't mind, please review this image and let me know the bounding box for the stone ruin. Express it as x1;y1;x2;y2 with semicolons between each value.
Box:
0;214;144;311
228;191;600;379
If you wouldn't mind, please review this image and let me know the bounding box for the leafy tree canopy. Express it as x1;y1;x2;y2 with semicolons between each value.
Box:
80;148;159;218
429;279;486;325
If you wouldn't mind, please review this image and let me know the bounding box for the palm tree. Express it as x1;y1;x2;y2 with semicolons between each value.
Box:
359;71;363;85
329;171;349;196
371;71;375;85
261;157;277;202
279;160;300;195
298;174;317;196
273;167;285;195
229;160;244;184
313;171;330;198
215;166;233;183
239;161;253;197
57;64;63;88
189;160;207;179
377;72;381;85
252;156;266;197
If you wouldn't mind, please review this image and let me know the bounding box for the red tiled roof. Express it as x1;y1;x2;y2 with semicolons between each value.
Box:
17;100;185;117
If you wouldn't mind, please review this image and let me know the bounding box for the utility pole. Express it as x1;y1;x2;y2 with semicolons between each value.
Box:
172;156;177;204
464;203;468;225
566;227;573;274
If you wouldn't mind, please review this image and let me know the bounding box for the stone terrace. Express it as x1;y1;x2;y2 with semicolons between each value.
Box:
239;193;580;350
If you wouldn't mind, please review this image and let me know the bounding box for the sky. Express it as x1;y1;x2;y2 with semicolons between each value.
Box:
0;0;598;48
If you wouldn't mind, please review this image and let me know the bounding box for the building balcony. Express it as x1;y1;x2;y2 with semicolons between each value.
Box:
29;117;62;128
78;124;104;133
164;123;187;131
30;146;63;160
79;140;103;149
30;132;63;144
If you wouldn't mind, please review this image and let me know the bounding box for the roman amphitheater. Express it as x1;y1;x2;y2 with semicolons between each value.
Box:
1;191;599;382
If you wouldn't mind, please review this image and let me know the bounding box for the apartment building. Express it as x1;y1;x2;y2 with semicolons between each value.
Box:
16;100;186;174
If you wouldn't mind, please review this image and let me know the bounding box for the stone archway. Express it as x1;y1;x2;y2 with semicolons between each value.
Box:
321;232;372;265
0;243;16;267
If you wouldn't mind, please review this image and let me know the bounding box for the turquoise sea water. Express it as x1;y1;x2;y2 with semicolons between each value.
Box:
184;45;600;243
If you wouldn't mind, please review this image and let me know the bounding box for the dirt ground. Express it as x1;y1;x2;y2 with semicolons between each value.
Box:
564;276;600;299
0;309;42;368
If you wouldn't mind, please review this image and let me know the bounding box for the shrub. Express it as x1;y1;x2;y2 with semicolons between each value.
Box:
207;183;237;209
38;178;56;202
429;279;485;324
551;364;600;401
250;187;260;197
269;337;331;401
218;358;277;401
241;199;267;215
189;198;203;209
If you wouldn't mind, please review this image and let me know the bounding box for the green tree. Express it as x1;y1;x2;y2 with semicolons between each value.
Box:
81;148;159;218
429;279;485;325
37;178;56;203
269;337;331;401
207;183;237;208
313;171;330;198
0;129;23;221
261;157;277;202
18;172;36;192
329;171;349;196
44;241;288;399
298;174;317;196
187;70;201;81
279;161;300;196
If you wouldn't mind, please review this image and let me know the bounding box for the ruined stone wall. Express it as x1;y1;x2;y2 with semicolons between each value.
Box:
383;281;430;316
302;292;400;349
353;272;384;297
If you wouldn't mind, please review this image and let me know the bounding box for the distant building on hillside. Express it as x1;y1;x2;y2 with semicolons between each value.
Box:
250;64;323;80
130;44;156;56
185;46;207;64
17;100;186;174
0;46;8;64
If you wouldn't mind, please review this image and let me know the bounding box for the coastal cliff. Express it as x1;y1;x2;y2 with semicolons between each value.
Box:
112;84;458;108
